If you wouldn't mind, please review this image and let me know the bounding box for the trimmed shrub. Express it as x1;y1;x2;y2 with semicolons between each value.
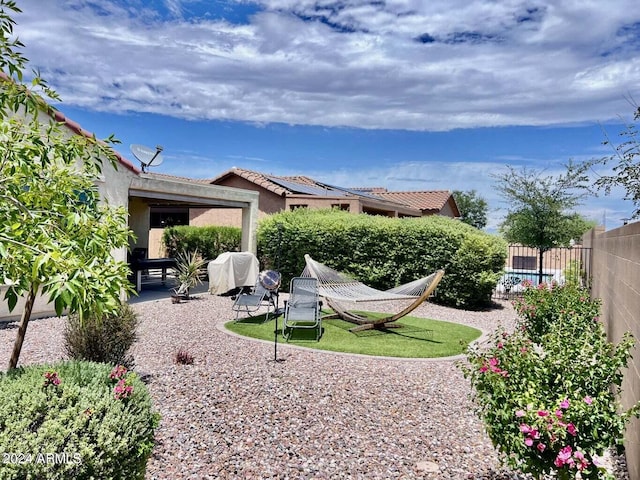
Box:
257;208;507;308
462;284;640;479
64;302;139;368
0;361;159;479
162;225;241;260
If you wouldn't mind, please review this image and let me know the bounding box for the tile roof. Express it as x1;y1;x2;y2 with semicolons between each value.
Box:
210;167;290;196
211;168;455;215
374;190;454;212
212;168;397;200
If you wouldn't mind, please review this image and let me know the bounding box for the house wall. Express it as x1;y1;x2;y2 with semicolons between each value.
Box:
504;244;587;271
129;197;151;252
215;177;285;214
191;207;242;227
285;196;360;212
582;223;640;480
437;200;458;218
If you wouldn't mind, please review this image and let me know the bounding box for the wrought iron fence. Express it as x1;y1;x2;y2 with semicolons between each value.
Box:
491;244;592;301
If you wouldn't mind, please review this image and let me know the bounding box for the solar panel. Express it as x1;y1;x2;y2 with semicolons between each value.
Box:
267;176;348;197
315;182;383;200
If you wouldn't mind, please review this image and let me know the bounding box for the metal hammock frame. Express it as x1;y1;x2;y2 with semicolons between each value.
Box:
302;254;444;332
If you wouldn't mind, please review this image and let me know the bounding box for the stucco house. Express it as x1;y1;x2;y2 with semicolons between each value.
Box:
0;109;259;321
187;167;459;229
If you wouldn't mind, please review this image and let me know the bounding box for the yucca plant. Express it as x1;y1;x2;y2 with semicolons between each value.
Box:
173;249;207;299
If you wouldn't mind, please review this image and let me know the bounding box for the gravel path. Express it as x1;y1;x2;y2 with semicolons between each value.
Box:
0;294;629;479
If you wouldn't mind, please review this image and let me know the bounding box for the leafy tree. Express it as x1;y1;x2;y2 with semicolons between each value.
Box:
492;163;593;283
591;106;640;219
453;189;488;229
0;0;134;369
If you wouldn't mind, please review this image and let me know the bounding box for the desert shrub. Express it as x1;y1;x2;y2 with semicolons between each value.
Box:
257;208;507;308
162;225;241;260
0;361;159;480
64;302;139;368
462;284;639;479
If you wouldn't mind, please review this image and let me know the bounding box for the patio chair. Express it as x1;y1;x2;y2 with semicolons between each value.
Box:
231;270;280;322
282;277;322;341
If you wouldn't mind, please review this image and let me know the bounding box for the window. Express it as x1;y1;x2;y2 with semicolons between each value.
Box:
513;255;536;270
289;204;308;211
331;203;350;211
150;207;189;228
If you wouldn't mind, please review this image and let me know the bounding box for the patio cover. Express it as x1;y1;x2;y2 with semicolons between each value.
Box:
208;252;260;295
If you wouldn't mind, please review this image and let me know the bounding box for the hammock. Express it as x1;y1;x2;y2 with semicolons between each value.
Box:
302;254;444;332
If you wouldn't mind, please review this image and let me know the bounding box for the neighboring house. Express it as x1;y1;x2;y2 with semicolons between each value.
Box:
353;188;460;218
0;108;260;321
193;167;459;228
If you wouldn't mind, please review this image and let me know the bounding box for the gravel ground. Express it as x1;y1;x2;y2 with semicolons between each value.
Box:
0;294;630;479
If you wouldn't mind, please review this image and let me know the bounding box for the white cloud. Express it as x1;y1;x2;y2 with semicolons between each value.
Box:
15;0;640;131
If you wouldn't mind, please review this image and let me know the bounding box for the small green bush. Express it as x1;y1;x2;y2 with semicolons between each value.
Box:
0;361;159;480
257;209;507;308
462;284;640;479
64;302;139;368
162;225;241;260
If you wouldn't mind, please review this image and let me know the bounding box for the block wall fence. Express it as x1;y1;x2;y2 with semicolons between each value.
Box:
582;223;640;480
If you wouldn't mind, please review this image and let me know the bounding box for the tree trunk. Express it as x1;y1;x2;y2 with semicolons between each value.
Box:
8;285;36;370
538;248;545;285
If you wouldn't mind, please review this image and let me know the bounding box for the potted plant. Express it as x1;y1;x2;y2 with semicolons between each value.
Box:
171;249;207;302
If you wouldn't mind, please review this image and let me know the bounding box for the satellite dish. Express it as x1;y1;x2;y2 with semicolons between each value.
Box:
130;144;164;172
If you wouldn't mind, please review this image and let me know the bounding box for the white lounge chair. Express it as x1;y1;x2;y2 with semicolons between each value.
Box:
282;277;322;341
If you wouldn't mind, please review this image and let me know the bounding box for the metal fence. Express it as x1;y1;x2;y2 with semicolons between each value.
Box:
491;244;592;301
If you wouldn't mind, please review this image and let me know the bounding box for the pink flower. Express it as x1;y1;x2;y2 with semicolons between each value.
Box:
520;347;528;353
113;379;134;400
109;365;128;381
584;396;593;405
555;409;563;419
515;410;526;418
497;342;503;349
489;357;499;367
479;364;488;373
559;399;570;409
43;371;61;387
537;443;546;452
567;423;577;436
519;424;531;434
554;445;574;468
524;437;534;447
537;410;549;417
573;450;589;471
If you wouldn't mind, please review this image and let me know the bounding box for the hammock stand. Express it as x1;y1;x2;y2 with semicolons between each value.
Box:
302;254;444;332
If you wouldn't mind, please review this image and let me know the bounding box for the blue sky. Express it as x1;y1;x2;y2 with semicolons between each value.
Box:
15;0;640;231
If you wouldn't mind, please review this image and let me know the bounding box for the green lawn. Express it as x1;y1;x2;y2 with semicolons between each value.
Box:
225;312;481;358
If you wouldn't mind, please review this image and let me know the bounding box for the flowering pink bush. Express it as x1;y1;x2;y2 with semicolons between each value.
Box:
462;284;640;479
0;361;159;479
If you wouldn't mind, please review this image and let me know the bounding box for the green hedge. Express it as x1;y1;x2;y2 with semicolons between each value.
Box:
257;209;507;308
0;361;159;480
162;225;241;260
